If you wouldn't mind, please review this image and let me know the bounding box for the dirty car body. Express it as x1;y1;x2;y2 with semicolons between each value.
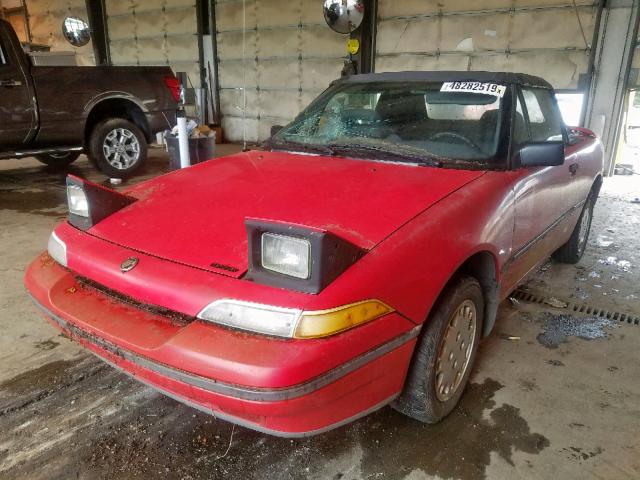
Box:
25;71;604;436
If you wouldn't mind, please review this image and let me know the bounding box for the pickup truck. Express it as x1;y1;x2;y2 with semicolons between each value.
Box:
0;20;178;178
26;71;603;437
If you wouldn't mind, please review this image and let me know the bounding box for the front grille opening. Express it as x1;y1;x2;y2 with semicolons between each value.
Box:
76;276;196;326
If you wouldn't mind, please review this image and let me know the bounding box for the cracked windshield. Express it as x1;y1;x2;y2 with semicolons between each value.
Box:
273;81;506;165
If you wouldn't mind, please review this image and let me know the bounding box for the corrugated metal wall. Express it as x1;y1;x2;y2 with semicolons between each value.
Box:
105;0;200;86
214;0;346;142
27;0;95;65
376;1;599;90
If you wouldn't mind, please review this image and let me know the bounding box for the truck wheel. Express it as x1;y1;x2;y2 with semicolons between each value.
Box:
553;192;595;264
88;118;147;178
35;151;81;169
392;275;484;423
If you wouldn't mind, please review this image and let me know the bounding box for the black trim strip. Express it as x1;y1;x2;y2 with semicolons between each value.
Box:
89;354;399;437
503;199;586;272
29;295;421;402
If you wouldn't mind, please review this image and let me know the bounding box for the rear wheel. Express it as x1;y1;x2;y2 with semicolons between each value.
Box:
553;192;595;264
88;118;147;178
35;151;81;169
392;275;484;423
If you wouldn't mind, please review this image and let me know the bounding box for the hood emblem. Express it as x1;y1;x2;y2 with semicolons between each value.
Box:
120;257;139;273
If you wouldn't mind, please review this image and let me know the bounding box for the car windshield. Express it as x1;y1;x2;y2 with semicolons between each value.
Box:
272;81;507;166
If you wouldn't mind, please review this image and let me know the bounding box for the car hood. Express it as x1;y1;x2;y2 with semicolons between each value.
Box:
89;150;485;277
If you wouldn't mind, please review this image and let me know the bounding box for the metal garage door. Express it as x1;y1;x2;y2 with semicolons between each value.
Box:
26;0;95;65
214;0;346;142
376;1;599;90
105;0;200;87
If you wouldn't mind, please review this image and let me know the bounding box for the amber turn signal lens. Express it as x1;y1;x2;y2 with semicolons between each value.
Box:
294;300;393;339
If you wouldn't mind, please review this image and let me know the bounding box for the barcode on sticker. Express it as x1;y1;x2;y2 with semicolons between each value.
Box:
441;82;506;97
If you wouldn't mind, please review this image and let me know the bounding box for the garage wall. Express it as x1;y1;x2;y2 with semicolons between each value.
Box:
215;0;346;142
26;0;95;65
376;1;599;90
105;0;200;87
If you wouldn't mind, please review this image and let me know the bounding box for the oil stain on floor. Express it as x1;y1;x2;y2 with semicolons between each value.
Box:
536;312;617;349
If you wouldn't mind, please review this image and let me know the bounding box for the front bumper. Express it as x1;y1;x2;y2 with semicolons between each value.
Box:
25;254;419;436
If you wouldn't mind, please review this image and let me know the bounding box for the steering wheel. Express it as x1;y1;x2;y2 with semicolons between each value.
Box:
428;131;481;151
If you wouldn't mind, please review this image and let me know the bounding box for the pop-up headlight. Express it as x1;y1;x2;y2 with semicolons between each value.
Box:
66;175;136;231
261;233;311;279
246;219;364;294
67;184;89;217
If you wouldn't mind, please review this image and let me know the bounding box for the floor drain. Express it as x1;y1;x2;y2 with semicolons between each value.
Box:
511;288;640;326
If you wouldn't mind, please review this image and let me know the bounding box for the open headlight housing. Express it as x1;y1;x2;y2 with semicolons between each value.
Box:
245;219;365;294
66;175;136;231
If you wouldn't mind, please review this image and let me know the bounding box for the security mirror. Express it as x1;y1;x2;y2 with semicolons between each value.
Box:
323;0;365;34
62;17;91;47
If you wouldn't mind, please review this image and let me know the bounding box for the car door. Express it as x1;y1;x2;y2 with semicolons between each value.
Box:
502;86;576;289
0;25;36;147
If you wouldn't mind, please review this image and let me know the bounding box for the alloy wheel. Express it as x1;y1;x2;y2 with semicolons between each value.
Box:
102;128;141;170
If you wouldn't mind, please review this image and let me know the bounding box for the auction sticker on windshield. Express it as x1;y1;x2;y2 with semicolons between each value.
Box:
441;82;506;97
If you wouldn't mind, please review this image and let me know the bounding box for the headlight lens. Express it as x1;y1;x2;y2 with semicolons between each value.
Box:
197;299;393;338
67;185;89;217
47;231;67;267
197;300;302;337
261;233;311;279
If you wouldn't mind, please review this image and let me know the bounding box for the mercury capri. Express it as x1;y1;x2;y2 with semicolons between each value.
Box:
25;71;603;436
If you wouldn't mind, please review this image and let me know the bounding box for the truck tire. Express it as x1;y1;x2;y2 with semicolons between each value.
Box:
35;151;81;169
392;275;484;423
553;192;595;264
88;118;147;178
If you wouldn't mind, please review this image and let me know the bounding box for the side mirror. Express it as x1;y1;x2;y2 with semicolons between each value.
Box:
270;125;283;137
515;141;564;168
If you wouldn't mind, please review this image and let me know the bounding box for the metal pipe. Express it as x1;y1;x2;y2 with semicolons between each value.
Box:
177;112;191;169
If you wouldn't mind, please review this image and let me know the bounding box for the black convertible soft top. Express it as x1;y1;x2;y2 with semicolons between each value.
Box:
334;71;552;89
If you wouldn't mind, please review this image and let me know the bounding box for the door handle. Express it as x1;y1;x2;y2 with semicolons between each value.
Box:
0;79;23;87
569;163;579;175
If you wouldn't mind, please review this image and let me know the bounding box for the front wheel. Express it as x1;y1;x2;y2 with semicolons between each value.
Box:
35;151;81;169
88;118;147;178
553;193;595;264
392;275;484;423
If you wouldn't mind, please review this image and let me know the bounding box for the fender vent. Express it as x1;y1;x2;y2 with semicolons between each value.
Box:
511;288;640;327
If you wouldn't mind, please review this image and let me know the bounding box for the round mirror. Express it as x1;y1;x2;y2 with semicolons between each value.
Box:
62;17;91;47
323;0;365;34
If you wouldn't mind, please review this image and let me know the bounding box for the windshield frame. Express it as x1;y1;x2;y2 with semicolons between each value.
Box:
268;80;514;170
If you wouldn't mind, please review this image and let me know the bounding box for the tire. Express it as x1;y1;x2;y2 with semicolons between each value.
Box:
88;118;147;178
35;151;81;169
553;192;595;264
392;275;484;423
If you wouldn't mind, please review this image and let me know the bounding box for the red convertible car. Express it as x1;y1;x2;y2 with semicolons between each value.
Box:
25;71;603;437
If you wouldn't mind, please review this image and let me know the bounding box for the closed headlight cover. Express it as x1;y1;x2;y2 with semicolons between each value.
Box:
245;219;365;294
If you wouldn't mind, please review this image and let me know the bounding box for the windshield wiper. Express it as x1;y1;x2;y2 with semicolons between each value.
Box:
267;139;335;156
328;143;442;167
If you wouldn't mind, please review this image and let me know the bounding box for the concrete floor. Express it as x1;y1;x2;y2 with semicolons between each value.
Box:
1;149;639;480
